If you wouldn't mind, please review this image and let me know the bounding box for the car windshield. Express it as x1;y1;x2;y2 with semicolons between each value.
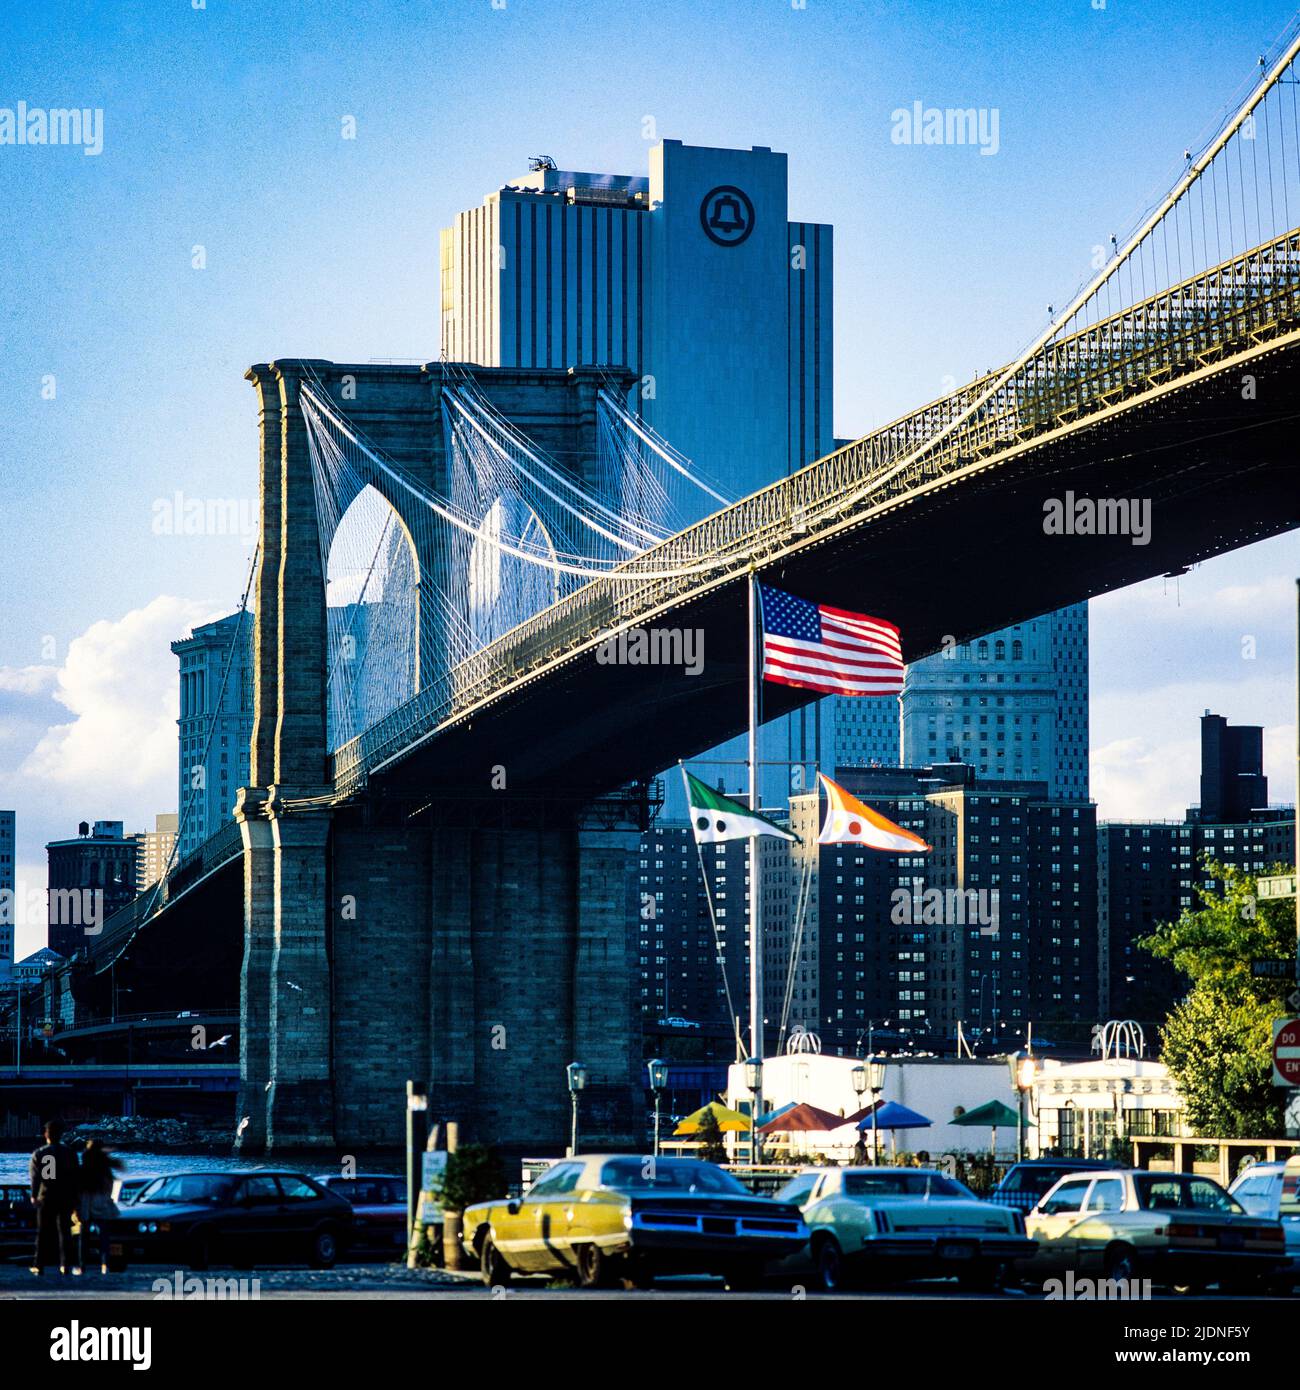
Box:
1135;1175;1244;1214
843;1172;973;1199
137;1174;236;1205
599;1158;750;1195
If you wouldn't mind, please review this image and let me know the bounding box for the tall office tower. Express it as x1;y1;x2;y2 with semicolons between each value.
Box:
1195;710;1268;823
44;820;139;957
0;810;14;981
901;605;1090;801
171;612;254;860
134;813;179;892
1099;708;1292;1019
791;764;1098;1055
440;141;834;811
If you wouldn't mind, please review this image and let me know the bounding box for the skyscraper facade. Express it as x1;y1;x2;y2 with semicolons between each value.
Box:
0;810;14;981
134;813;179;892
171;612;254;860
901;605;1090;801
440;141;835;812
791;764;1098;1055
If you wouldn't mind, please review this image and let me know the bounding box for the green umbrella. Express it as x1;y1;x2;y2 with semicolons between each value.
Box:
951;1099;1029;1156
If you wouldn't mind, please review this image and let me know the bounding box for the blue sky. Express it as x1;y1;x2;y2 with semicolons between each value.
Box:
1;0;1297;956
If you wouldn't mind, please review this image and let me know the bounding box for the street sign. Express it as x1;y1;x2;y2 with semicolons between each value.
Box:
1290;988;1300;1013
1253;959;1296;979
1272;1017;1300;1087
1257;874;1297;900
421;1150;447;1191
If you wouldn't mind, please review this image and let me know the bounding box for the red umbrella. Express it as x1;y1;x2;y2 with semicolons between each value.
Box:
756;1101;849;1134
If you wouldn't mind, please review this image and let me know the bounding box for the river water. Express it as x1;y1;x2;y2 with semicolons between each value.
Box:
0;1150;338;1185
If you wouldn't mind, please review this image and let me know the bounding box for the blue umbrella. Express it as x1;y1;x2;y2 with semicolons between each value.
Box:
855;1101;932;1132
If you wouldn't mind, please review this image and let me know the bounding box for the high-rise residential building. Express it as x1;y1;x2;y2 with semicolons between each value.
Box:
901;605;1090;801
791;764;1098;1055
1098;709;1292;1020
440;141;835;814
171;612;253;860
44;821;138;958
0;810;14;981
133;813;179;892
633;815;808;1052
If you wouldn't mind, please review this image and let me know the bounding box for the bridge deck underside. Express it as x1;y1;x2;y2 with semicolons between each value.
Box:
375;342;1300;803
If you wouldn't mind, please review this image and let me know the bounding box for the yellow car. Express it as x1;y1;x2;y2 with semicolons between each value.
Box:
1022;1168;1287;1293
463;1154;808;1289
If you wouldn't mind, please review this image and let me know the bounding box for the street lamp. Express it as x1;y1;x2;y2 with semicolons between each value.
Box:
867;1056;887;1164
567;1061;588;1157
1008;1051;1037;1161
647;1058;668;1157
744;1055;763;1168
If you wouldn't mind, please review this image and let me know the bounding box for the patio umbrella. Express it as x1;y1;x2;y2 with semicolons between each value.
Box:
757;1101;846;1135
753;1101;798;1129
951;1098;1032;1157
855;1100;932;1161
672;1101;752;1135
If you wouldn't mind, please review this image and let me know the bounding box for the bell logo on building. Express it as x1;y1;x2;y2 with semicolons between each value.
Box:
700;185;755;246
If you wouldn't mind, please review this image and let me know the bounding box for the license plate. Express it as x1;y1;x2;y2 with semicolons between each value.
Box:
938;1242;974;1261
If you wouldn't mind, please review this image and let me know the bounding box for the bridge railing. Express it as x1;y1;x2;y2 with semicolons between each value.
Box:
334;227;1300;793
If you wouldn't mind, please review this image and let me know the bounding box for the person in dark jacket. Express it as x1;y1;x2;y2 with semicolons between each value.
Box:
29;1120;81;1275
77;1139;123;1274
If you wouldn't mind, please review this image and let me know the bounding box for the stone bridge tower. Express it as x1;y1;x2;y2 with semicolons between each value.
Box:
235;360;643;1154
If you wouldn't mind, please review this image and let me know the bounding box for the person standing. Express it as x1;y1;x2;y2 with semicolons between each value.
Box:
78;1140;123;1274
30;1119;81;1276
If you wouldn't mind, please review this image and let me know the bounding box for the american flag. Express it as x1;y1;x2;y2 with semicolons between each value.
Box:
758;584;904;697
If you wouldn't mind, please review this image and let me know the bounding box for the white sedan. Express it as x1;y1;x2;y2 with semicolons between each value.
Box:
774;1167;1035;1293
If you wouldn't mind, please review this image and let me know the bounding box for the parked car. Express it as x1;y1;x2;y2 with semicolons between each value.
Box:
112;1176;154;1207
1020;1168;1287;1292
1228;1158;1300;1287
104;1170;353;1271
316;1173;410;1257
0;1184;35;1261
988;1158;1120;1214
463;1154;807;1289
774;1166;1035;1293
658;1016;702;1030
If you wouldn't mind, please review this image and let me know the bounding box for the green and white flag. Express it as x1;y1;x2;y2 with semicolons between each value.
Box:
682;768;798;845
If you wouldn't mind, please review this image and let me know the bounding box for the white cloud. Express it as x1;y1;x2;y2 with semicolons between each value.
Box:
0;664;58;696
21;596;210;795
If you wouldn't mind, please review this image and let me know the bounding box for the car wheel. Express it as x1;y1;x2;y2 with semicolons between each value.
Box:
309;1226;339;1270
812;1235;846;1293
480;1235;513;1289
1104;1245;1137;1284
187;1230;212;1272
576;1242;614;1289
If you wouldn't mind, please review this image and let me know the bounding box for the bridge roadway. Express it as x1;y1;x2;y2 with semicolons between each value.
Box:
357;326;1300;806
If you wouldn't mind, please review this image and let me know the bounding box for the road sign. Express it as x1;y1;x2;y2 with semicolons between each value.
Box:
1273;1017;1300;1087
1290;988;1300;1012
1253;959;1296;979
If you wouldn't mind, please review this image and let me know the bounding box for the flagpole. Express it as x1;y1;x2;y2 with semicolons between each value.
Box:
747;566;763;1071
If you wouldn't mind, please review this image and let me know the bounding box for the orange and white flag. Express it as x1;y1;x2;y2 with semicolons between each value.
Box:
817;773;931;852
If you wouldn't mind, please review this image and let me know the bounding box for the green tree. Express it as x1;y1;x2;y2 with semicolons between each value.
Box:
434;1143;508;1212
695;1108;728;1165
1140;862;1294;1138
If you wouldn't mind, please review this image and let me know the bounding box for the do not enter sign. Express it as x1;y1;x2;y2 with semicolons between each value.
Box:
1272;1017;1300;1087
